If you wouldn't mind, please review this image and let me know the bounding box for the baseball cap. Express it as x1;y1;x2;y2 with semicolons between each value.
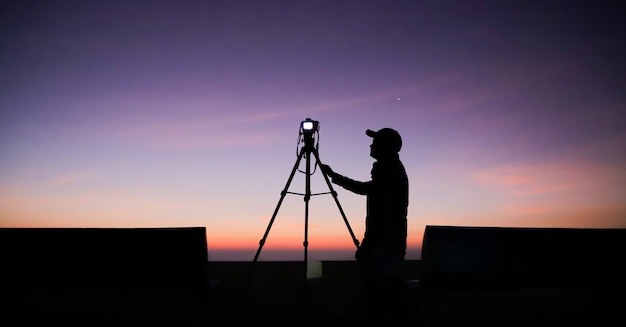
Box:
366;128;402;152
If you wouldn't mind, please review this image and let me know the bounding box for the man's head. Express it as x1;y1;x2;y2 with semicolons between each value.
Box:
366;128;402;159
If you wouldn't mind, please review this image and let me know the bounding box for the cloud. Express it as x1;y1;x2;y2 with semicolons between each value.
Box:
105;76;467;150
50;170;96;186
472;163;587;197
470;158;626;216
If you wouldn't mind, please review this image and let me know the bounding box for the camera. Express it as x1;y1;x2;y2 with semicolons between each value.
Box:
299;118;319;150
300;118;319;134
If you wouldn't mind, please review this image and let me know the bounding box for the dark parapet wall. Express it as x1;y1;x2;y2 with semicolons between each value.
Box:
420;225;626;288
0;227;208;289
415;226;626;324
0;227;209;326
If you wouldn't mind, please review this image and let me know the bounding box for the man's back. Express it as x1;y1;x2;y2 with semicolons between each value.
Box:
365;154;408;253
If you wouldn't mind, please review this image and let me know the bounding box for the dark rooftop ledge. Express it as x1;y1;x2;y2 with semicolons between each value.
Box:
1;226;625;325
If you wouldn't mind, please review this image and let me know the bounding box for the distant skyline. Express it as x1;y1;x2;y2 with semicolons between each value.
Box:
1;1;625;261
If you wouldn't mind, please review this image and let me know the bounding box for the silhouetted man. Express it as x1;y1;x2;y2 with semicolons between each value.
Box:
320;127;409;319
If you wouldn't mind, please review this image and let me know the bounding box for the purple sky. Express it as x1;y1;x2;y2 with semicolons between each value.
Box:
1;1;625;261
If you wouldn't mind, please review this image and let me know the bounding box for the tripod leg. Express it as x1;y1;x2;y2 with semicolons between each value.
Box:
232;147;307;315
312;148;361;249
253;146;306;263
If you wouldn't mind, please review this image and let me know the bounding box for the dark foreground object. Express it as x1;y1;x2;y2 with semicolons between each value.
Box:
0;227;209;326
417;225;626;325
1;226;625;326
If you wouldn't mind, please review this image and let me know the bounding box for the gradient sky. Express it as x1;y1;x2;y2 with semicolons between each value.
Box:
1;1;625;261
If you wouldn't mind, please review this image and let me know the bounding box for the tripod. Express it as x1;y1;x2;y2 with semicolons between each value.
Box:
237;124;360;316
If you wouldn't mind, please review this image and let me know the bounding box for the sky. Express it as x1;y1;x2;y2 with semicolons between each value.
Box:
1;0;625;261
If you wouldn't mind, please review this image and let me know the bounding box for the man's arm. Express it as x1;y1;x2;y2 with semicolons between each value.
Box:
319;164;369;195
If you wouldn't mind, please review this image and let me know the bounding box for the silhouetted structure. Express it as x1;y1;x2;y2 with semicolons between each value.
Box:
418;225;626;325
2;226;625;326
0;227;209;326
